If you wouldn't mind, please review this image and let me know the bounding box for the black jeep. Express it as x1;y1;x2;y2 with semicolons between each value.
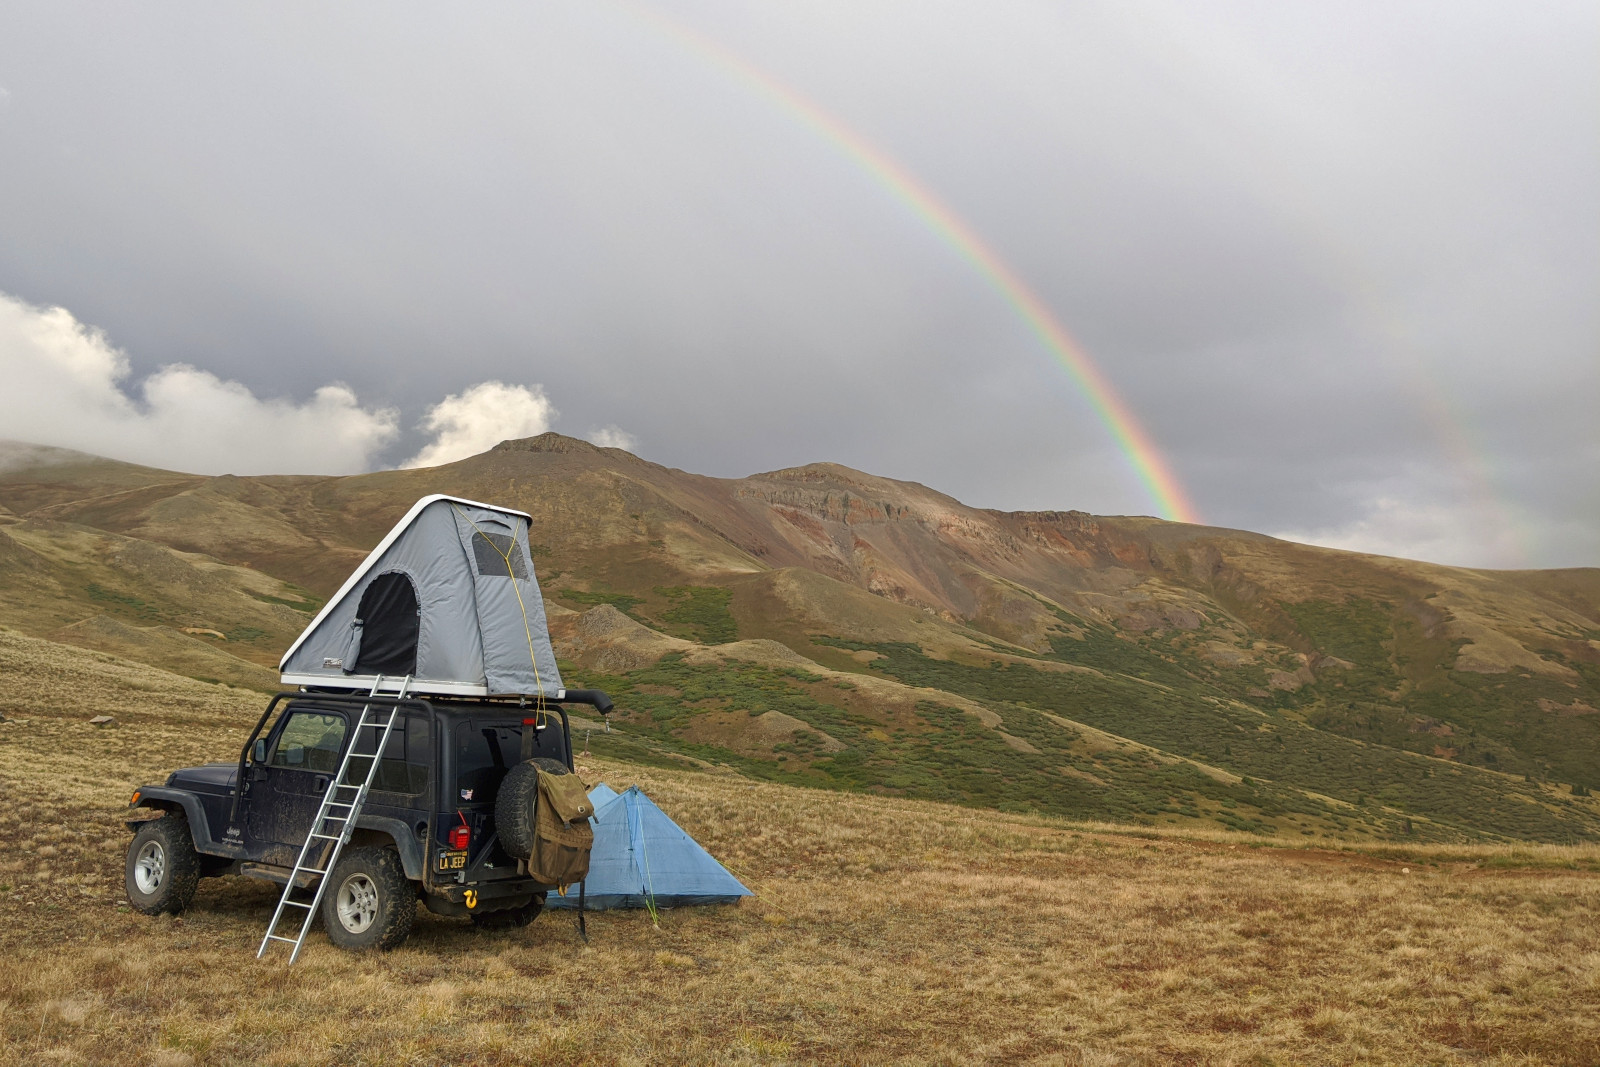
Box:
124;686;611;951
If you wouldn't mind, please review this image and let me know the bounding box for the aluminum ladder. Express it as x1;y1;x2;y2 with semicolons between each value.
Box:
258;674;412;963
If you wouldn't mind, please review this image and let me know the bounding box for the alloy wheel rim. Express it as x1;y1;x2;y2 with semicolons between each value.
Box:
134;840;165;895
336;873;379;933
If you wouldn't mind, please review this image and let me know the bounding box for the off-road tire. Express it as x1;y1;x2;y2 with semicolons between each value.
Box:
495;757;570;861
125;813;201;916
470;891;547;929
320;847;416;951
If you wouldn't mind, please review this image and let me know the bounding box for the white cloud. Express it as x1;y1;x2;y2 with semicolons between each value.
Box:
403;381;556;468
1272;494;1529;570
586;424;637;452
0;291;397;474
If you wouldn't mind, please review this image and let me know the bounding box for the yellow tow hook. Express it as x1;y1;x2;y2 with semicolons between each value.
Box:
464;889;478;909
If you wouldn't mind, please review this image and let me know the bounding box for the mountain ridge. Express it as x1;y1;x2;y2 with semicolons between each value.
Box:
1;433;1595;842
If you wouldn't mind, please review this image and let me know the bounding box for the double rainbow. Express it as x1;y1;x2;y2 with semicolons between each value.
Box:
624;7;1203;525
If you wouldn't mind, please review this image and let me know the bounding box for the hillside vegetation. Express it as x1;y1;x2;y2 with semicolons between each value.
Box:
1;435;1597;843
1;629;1596;1065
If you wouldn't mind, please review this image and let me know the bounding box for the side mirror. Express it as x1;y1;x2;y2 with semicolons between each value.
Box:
252;738;267;764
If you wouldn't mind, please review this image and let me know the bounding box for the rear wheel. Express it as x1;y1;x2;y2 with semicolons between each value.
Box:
321;847;416;951
125;814;200;916
470;892;547;929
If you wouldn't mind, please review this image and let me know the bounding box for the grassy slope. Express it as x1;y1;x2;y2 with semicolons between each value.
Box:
1;630;1597;1066
567;636;1600;844
545;563;1600;843
0;520;310;693
2;440;1598;843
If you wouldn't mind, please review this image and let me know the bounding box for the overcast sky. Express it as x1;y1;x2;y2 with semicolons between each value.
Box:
0;1;1594;568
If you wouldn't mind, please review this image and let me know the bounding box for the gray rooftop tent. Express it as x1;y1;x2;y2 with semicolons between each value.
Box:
279;495;564;699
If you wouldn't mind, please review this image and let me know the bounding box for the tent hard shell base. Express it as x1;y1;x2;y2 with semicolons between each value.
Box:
280;675;578;699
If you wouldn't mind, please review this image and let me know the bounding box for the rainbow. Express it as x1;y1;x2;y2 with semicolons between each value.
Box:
620;6;1203;525
1088;4;1527;562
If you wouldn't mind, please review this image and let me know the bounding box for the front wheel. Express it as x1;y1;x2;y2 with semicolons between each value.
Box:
320;847;416;951
125;814;200;916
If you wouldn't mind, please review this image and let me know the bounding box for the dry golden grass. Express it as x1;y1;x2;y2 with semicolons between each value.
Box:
2;628;1598;1066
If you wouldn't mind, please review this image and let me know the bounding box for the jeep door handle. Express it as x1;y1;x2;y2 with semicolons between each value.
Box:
314;776;329;791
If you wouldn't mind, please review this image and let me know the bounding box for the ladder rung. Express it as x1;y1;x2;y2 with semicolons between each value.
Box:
265;934;298;944
281;900;314;909
309;832;341;841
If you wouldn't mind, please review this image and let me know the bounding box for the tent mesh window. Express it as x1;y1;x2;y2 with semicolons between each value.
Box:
353;571;420;676
471;531;528;580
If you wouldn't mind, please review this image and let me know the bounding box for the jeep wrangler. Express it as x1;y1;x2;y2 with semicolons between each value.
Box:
124;686;612;951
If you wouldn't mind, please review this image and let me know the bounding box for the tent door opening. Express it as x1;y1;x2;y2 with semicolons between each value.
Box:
350;571;420;676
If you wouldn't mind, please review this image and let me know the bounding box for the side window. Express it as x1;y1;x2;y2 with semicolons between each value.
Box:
270;712;347;773
350;714;430;795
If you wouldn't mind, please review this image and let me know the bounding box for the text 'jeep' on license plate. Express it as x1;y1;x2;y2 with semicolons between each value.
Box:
436;850;467;871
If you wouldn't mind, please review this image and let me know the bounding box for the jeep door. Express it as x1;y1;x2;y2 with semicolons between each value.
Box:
246;707;350;867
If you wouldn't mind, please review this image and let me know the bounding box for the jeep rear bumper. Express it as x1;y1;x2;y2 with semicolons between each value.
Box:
424;877;561;916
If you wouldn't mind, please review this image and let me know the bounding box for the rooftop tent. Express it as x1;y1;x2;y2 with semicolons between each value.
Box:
548;785;751;910
279;495;563;699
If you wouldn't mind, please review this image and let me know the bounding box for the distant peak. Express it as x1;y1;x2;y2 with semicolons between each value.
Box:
492;432;603;455
749;462;951;502
752;462;870;483
0;440;105;472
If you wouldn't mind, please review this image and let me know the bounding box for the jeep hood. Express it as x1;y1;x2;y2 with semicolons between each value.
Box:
165;763;239;795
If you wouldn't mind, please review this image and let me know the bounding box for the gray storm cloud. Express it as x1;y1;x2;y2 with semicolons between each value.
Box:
0;1;1593;566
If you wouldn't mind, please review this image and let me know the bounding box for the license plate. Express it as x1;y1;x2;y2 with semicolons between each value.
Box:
436;850;467;871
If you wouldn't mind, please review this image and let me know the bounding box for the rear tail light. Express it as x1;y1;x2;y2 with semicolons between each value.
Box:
448;816;471;851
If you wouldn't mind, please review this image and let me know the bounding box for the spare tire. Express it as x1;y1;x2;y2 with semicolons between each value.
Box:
495;757;569;861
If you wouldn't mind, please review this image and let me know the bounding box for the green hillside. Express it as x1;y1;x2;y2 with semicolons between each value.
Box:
1;435;1596;843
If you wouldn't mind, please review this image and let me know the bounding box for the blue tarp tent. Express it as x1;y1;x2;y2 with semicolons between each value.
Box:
548;784;751;910
585;782;620;809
